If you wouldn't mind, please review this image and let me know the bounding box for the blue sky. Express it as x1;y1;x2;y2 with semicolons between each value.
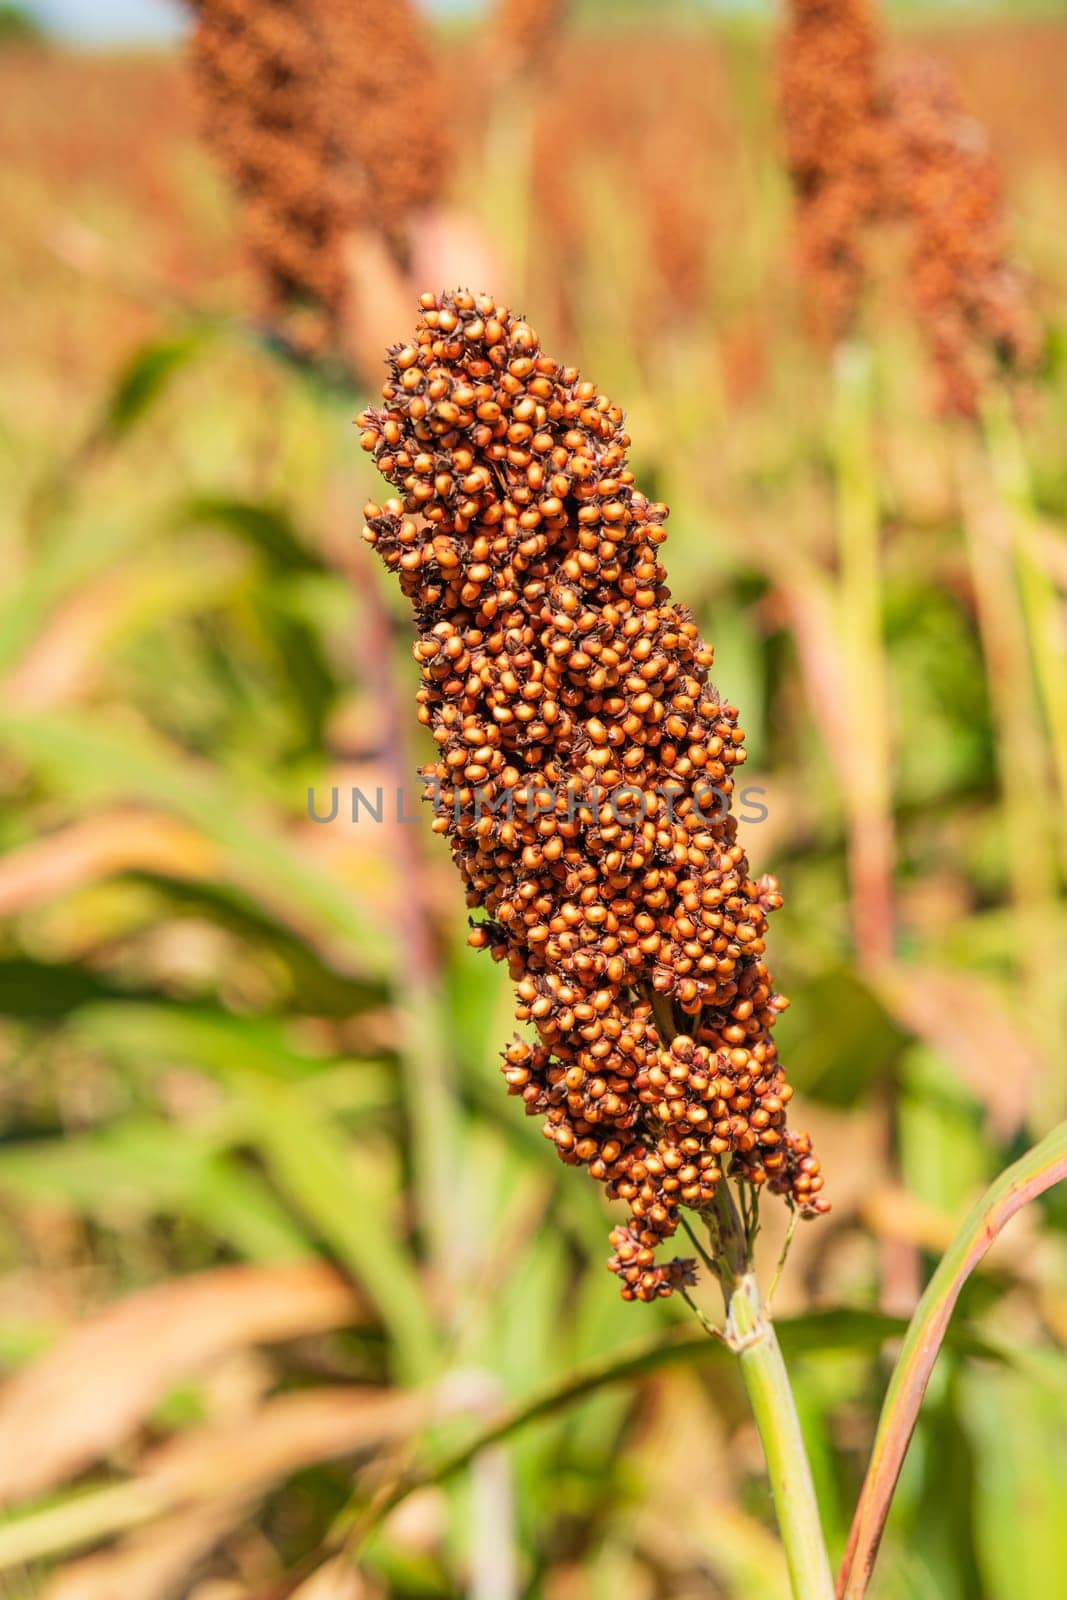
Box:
20;0;1000;44
25;0;187;41
22;0;473;45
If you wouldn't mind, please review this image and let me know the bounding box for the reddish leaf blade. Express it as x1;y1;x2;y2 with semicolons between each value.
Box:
838;1121;1067;1599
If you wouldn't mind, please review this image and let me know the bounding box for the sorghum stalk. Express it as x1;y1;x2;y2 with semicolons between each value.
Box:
779;0;896;970
647;1003;835;1600
709;1187;836;1600
187;0;350;349
780;0;1053;1236
778;2;1041;412
980;392;1067;870
357;293;832;1584
886;53;1059;1083
883;53;1039;419
482;2;569;303
953;429;1063;1110
490;0;568;84
831;342;894;970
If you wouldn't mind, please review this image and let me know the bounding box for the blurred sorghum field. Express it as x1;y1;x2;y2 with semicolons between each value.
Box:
5;17;1067;383
0;7;1065;1600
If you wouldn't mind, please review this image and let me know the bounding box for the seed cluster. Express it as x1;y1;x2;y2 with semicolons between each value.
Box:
778;0;1039;411
359;292;827;1300
321;0;448;271
778;0;885;341
492;0;568;80
187;0;446;351
884;55;1039;417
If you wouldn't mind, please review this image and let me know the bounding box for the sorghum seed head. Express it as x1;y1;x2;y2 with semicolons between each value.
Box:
187;0;447;353
778;0;886;342
360;291;829;1298
883;52;1040;416
778;0;1039;409
491;0;568;83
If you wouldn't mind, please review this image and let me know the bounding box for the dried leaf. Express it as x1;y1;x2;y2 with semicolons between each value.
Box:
875;962;1045;1137
0;710;392;976
3;552;248;712
0;1389;418;1574
0;810;215;918
0;1263;361;1504
42;1503;244;1600
144;1389;414;1502
289;1557;369;1600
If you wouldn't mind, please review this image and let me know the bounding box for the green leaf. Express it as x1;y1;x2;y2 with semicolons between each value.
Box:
184;1156;316;1262
962;1362;1067;1600
177;495;324;573
234;1076;439;1383
0;1118;310;1262
91;328;208;445
775;968;907;1107
247;582;336;755
0;709;393;976
72;1000;383;1088
837;1120;1067;1600
337;1307;1011;1554
0;958;126;1019
67;1000;436;1382
126;875;386;1017
170;497;340;754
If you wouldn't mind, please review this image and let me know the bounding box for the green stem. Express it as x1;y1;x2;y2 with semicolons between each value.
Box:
831;341;895;969
708;1184;835;1600
653;1004;831;1596
731;1278;835;1600
954;425;1064;1118
358;561;462;1299
981;390;1067;870
831;345;918;1310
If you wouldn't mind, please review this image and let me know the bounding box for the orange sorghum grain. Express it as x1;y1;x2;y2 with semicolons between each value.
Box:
359;292;828;1299
491;0;568;80
778;0;1039;408
188;0;345;343
187;0;447;350
320;0;448;270
778;0;886;341
883;52;1040;416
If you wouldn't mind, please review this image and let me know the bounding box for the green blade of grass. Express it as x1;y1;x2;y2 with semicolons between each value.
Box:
334;1306;1017;1555
235;1075;440;1383
68;1001;438;1382
0;1118;311;1263
0;709;392;976
837;1120;1067;1600
91;328;209;446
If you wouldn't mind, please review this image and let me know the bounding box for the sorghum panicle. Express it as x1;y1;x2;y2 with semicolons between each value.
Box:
778;0;1038;409
884;54;1040;416
321;0;448;270
359;292;828;1301
188;0;447;349
492;0;568;80
778;0;886;341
